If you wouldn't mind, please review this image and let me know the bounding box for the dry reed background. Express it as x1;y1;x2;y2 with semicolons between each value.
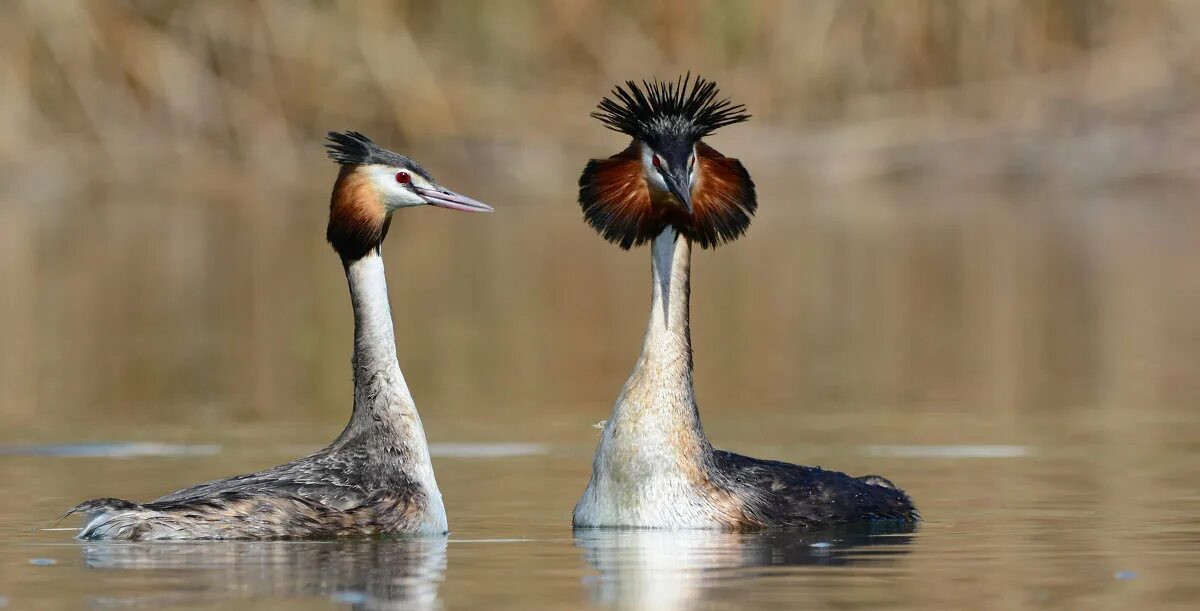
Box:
1;0;1199;438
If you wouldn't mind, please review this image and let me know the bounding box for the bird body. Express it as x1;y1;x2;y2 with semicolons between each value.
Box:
574;229;745;528
573;76;917;530
68;132;491;540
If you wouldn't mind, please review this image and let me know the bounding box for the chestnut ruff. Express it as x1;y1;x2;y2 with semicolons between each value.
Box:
578;76;757;249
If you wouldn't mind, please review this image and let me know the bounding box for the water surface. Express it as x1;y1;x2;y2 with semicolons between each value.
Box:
2;184;1199;608
1;417;1198;609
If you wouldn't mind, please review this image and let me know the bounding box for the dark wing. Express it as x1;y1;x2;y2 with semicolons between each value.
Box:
69;435;428;540
713;450;918;529
154;439;414;512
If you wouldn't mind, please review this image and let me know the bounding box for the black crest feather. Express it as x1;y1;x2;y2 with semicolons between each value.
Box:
591;73;750;142
324;131;434;181
325;131;380;165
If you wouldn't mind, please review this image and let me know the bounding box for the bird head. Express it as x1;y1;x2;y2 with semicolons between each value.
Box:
325;131;492;259
578;74;756;249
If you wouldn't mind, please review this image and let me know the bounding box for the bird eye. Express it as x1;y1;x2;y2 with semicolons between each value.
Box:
395;171;411;184
653;156;663;171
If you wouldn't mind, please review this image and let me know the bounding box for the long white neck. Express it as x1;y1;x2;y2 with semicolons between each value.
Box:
605;226;711;466
575;227;728;527
334;253;439;492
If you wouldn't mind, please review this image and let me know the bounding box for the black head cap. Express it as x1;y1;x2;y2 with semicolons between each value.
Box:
591;74;750;148
324;131;435;182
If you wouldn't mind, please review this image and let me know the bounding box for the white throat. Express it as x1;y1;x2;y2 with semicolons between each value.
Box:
345;253;416;421
574;227;719;528
337;252;445;532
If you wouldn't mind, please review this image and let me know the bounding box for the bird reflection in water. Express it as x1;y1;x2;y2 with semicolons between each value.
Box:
79;536;446;609
576;522;915;609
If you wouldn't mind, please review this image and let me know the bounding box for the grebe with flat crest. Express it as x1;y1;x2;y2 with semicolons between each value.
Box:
67;132;492;540
572;75;918;530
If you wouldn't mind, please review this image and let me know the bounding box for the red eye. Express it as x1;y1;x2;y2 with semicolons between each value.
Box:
395;171;411;184
653;156;662;170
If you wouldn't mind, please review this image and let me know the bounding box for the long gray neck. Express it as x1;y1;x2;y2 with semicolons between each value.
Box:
334;253;436;479
603;226;711;458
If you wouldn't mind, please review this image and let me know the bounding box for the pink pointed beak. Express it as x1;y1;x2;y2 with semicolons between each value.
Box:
414;186;494;213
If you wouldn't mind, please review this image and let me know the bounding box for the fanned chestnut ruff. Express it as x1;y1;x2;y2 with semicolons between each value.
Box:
578;143;657;249
579;75;756;249
579;142;756;249
689;142;756;248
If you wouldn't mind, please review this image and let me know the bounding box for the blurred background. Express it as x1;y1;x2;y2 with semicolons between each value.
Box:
1;1;1199;463
2;2;1200;607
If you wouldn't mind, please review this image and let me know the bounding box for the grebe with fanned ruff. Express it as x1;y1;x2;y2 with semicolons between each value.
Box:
571;75;918;530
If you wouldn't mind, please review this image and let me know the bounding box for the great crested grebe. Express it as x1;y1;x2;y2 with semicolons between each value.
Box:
572;76;918;530
67;131;492;540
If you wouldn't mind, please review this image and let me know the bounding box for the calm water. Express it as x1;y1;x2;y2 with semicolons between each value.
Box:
3;177;1200;608
1;417;1198;610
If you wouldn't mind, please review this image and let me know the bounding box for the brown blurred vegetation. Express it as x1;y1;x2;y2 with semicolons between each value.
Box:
1;1;1199;436
3;0;1199;185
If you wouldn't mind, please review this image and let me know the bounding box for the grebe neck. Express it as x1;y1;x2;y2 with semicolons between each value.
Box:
605;226;711;457
574;226;725;527
335;252;437;482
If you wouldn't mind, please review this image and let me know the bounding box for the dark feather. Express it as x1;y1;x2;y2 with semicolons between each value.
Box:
591;74;750;143
688;142;756;249
711;451;919;529
324;131;435;182
577;143;663;249
577;141;757;249
325;130;380;165
69;429;434;540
